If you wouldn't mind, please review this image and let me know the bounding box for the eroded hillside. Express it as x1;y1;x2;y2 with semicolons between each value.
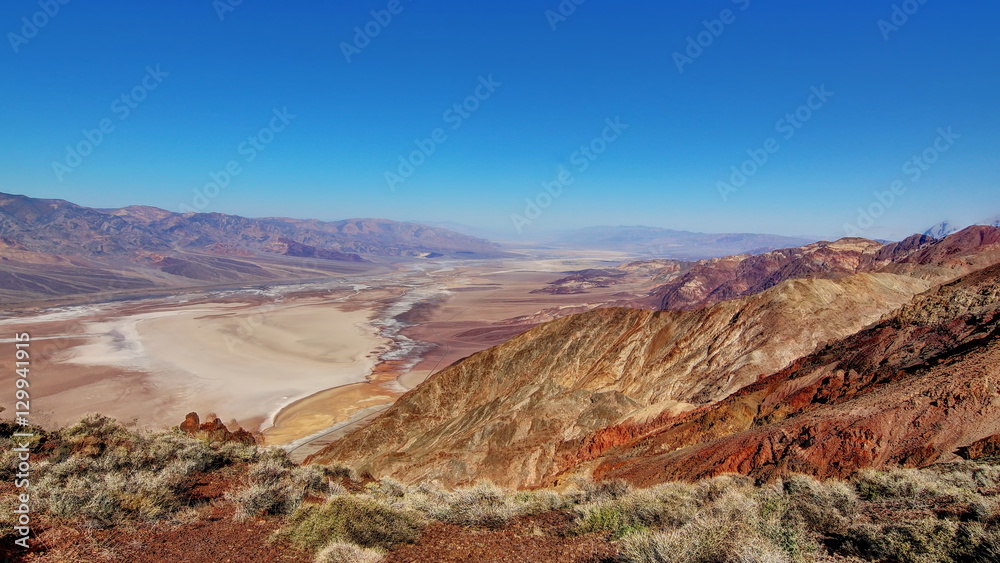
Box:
313;227;1000;489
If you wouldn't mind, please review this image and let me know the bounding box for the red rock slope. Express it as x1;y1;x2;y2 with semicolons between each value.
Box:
579;261;1000;485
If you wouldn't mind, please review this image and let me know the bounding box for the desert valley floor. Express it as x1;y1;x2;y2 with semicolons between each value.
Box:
0;250;651;459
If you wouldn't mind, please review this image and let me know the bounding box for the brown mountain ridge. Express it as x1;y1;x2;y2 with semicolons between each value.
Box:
0;192;505;304
311;226;1000;489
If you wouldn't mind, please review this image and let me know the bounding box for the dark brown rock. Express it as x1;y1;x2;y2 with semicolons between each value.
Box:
179;412;200;434
957;435;1000;460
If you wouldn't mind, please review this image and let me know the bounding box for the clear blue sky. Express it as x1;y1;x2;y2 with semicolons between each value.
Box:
2;0;998;241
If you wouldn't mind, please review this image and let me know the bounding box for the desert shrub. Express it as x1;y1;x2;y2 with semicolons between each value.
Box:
38;461;204;526
428;481;519;527
216;439;262;464
365;477;407;499
281;495;422;552
781;474;858;537
618;515;790;563
314;541;385;563
384;480;532;528
41;475;122;526
560;477;635;506
37;449;206;524
325;465;358;481
969;496;1000;522
848;517;960;563
248;457;294;486
31;414;271;525
327;482;349;497
229;482;303;521
575;485;698;539
965;463;1000;490
436;480;522;527
58;414;130;448
960;524;1000;563
853;468;974;507
613;479;824;562
755;488;818;562
573;480;708;539
0;421;47;481
576;501;647;539
228;458;334;520
692;474;755;504
295;464;334;494
518;488;569;514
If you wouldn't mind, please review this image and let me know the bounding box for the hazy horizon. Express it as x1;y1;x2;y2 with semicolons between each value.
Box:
4;1;998;241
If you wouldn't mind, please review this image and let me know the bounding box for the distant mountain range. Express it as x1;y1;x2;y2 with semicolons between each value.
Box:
0;192;505;304
538;225;815;259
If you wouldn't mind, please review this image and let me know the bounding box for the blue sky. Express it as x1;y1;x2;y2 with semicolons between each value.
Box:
2;0;998;241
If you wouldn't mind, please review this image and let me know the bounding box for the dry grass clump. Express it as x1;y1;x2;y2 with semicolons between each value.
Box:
841;463;1000;561
314;541;385;563
407;480;528;528
227;456;339;521
279;495;422;553
362;478;576;528
573;481;700;539
613;477;819;563
854;467;974;507
612;465;1000;563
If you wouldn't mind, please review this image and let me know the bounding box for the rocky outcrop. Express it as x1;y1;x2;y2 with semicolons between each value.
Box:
177;412;257;445
957;435;1000;460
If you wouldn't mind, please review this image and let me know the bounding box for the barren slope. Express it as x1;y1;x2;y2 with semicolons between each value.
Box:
582;262;1000;485
309;272;929;488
